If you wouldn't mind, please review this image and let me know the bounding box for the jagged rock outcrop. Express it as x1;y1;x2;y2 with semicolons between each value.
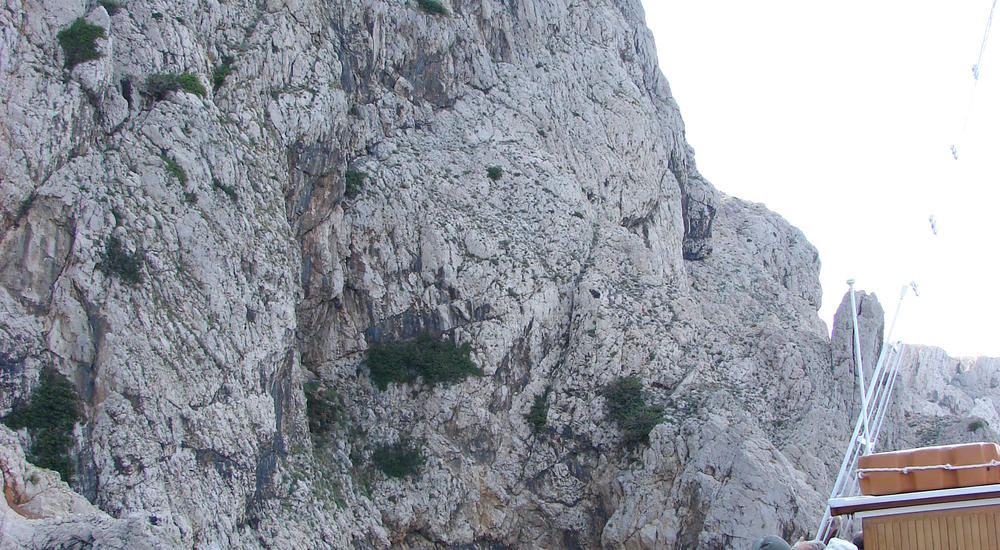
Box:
0;425;175;549
825;289;1000;471
6;0;984;549
883;345;1000;450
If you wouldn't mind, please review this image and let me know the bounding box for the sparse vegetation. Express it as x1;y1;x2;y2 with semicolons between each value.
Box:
212;55;234;91
366;332;481;390
99;0;123;15
372;438;424;479
99;234;144;285
601;376;664;449
417;0;448;15
305;382;341;437
344;169;366;199
2;367;82;481
162;155;187;186
146;72;206;100
212;178;238;202
487;166;503;181
969;418;988;432
57;18;105;69
151;11;163;20
14;192;35;224
146;73;177;99
526;391;549;435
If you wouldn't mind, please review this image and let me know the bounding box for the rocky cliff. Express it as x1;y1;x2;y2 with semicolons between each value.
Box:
1;0;979;549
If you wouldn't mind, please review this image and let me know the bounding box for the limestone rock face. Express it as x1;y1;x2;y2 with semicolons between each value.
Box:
0;425;176;549
0;0;907;548
825;289;1000;468
885;346;1000;450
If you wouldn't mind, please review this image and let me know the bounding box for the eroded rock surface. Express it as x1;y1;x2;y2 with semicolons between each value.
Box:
0;425;176;549
3;0;984;549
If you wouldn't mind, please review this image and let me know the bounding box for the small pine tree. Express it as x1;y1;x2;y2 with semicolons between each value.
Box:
2;368;83;481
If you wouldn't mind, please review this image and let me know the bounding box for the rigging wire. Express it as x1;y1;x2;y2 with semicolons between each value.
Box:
953;0;998;159
973;0;998;81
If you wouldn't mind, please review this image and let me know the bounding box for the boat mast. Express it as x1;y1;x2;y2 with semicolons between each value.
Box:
814;281;914;541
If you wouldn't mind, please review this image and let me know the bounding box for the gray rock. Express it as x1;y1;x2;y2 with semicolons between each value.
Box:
4;0;981;549
0;425;177;549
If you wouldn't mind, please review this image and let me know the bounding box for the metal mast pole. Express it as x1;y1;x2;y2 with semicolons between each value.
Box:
848;279;873;454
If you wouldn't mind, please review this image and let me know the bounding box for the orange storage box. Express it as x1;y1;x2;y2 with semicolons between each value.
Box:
858;442;1000;495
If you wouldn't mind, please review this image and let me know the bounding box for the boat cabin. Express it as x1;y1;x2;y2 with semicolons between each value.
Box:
828;442;1000;549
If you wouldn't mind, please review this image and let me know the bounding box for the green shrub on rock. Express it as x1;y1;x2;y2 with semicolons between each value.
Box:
601;376;663;449
57;18;105;69
146;72;206;100
344;169;366;199
162;155;187;186
372;438;424;479
2;367;83;481
212;55;234;91
367;332;481;390
175;72;206;97
417;0;448;15
99;234;144;285
526;392;549;435
304;382;341;436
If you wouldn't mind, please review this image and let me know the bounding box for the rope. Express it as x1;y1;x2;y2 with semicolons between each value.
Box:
857;459;1000;477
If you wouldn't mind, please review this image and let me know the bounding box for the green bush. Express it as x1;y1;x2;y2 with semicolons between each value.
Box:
417;0;448;15
487;166;503;181
526;392;548;435
162;155;187;186
57;18;105;69
969;418;988;432
344;169;367;199
99;235;144;285
146;72;205;100
99;0;123;15
175;72;206;97
372;438;424;479
2;367;83;481
367;332;481;390
601;376;663;449
212;55;234;91
304;382;340;436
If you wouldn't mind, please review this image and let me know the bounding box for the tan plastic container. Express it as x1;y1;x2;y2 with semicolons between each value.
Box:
858;442;1000;496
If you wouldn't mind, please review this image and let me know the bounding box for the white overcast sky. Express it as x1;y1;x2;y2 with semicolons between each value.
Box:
643;1;1000;358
